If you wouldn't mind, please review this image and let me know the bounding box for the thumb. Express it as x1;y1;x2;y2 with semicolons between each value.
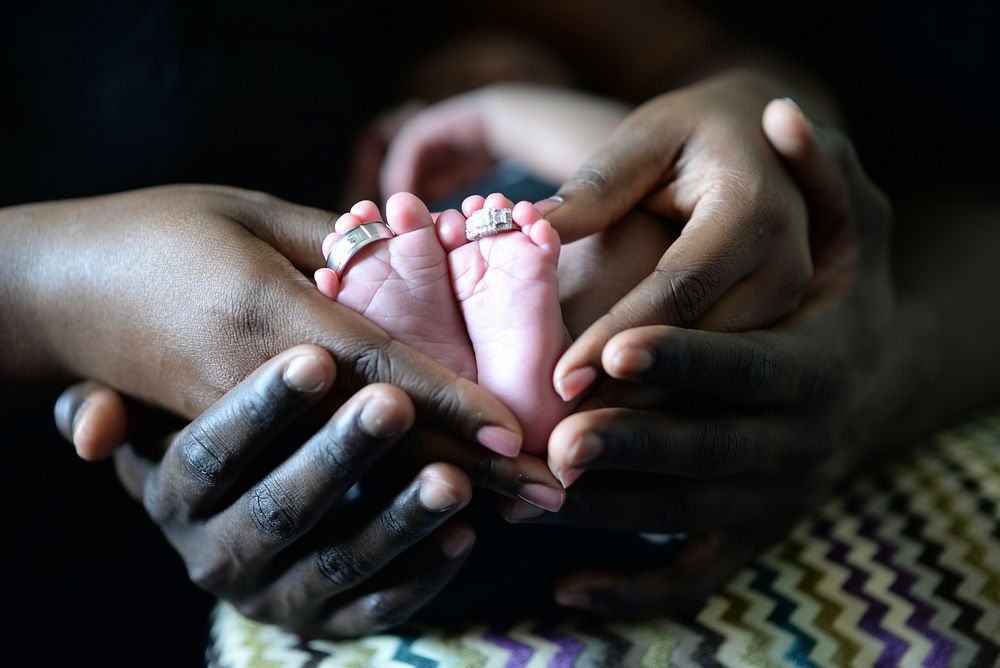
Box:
545;126;675;243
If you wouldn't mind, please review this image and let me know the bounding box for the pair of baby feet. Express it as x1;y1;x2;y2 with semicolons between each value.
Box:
315;193;567;456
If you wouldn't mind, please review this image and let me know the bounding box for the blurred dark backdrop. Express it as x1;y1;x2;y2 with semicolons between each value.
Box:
2;1;996;665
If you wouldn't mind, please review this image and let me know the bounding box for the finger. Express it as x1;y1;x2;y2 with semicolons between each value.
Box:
544;119;686;242
54;381;127;461
501;472;811;533
265;463;472;608
211;384;415;563
763;98;849;211
599;325;822;405
552;178;791;402
546;407;798;485
144;345;336;519
409;429;565;512
316;521;475;637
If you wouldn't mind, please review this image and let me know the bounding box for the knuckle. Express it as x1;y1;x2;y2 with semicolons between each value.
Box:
657;270;712;326
358;593;411;632
692;421;741;478
186;551;233;594
611;426;663;472
562;161;616;199
378;506;410;539
313;428;354;479
233;597;274;625
730;340;772;401
180;424;228;485
317;546;372;590
142;476;180;527
246;481;298;539
351;341;394;387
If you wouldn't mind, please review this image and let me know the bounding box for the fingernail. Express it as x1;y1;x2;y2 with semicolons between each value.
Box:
517;483;565;512
418;476;461;512
560;467;584;489
555;587;589;608
506;500;545;522
359;397;407;438
554;366;597;402
611;347;654;376
440;527;475;559
533;195;564;215
283;355;327;392
476;425;521;457
568;433;602;467
70;399;93;447
781;96;801;111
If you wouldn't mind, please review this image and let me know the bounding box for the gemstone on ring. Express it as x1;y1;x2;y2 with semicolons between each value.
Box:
465;206;517;241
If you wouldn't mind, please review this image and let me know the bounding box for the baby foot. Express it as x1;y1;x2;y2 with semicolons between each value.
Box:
315;193;476;381
437;193;569;455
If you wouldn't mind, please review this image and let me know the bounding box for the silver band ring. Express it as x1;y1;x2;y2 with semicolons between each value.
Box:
466;206;517;241
326;222;396;277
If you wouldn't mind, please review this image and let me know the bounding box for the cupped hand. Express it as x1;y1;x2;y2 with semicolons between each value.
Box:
24;184;524;457
545;71;817;403
54;345;515;636
509;99;895;616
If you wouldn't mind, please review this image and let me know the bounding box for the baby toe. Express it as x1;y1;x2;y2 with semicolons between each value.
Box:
314;267;341;300
513;200;544;226
528;218;561;262
349;200;383;222
322;231;339;259
437;209;470;252
385;192;434;234
335;212;366;235
483;192;515;210
462;195;486;217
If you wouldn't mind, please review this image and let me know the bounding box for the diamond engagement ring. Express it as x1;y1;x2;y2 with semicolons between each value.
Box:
326;222;396;277
465;206;517;241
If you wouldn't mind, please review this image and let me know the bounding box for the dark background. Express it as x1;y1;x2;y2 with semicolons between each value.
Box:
3;1;997;665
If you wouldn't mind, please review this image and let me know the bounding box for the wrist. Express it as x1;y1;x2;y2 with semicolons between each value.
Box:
0;202;66;387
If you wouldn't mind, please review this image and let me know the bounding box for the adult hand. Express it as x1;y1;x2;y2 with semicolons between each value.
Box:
4;184;526;458
544;70;819;402
54;345;546;636
506;98;895;616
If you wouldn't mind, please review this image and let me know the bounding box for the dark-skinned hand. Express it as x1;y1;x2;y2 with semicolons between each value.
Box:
504;98;896;617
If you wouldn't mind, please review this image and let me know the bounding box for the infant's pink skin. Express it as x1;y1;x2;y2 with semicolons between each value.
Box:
315;193;477;381
437;193;569;455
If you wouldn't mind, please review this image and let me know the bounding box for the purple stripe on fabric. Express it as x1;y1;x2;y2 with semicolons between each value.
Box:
483;625;535;668
811;517;910;667
533;623;585;667
856;514;958;666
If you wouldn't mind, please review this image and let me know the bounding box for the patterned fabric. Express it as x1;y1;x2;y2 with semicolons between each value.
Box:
208;412;1000;667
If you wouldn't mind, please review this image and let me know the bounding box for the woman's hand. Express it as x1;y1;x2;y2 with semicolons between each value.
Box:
1;184;527;457
54;345;534;636
508;99;896;616
544;70;822;402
